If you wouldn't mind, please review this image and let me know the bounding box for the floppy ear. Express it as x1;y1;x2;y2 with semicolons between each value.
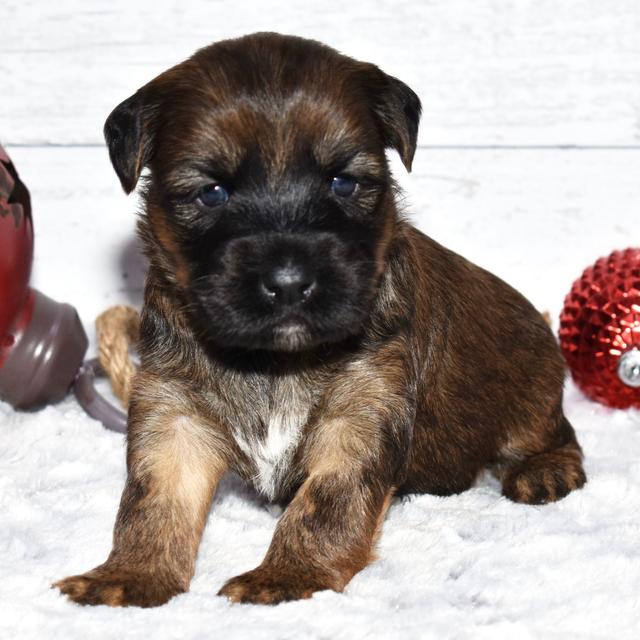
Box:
362;66;422;172
103;91;154;194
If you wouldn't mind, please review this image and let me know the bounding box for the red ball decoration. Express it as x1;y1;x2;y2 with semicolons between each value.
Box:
559;248;640;409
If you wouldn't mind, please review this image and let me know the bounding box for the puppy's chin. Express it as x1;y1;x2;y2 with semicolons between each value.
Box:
271;320;314;352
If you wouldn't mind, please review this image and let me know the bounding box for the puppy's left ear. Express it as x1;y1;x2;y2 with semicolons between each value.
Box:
361;66;422;172
104;90;155;194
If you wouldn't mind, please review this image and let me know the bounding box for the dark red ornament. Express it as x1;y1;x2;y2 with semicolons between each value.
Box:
559;248;640;409
0;143;88;409
0;145;34;368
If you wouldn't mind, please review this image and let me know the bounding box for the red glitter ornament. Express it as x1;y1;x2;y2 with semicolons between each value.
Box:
559;248;640;409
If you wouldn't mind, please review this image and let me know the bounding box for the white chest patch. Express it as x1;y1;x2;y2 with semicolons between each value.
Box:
231;379;310;500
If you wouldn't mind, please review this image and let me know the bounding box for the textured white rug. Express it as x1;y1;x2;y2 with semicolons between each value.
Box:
1;382;639;639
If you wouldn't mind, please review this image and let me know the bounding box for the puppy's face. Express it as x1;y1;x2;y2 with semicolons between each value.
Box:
105;33;420;351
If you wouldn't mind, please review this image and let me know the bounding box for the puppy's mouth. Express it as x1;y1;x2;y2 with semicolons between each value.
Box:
190;290;370;353
194;304;365;353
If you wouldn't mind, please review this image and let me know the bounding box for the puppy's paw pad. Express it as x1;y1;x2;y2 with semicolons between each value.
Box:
502;450;586;504
54;568;183;608
218;567;327;605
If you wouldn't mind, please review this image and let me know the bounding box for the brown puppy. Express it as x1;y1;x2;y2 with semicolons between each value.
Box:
55;33;585;607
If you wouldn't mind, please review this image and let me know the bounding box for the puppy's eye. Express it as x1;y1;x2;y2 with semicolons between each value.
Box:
330;175;358;198
197;183;229;208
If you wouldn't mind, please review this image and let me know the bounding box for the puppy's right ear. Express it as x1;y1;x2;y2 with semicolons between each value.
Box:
104;91;153;194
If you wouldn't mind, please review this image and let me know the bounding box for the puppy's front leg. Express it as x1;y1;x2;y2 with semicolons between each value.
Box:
55;379;228;607
219;416;403;605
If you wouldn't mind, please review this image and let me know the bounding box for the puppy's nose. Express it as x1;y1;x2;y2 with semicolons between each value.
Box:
260;265;316;305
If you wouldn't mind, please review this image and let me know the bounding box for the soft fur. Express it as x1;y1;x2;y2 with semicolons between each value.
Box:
55;32;585;607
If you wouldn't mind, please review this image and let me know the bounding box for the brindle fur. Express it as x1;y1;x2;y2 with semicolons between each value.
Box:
55;32;585;607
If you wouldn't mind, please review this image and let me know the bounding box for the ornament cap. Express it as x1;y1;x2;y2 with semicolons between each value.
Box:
618;349;640;388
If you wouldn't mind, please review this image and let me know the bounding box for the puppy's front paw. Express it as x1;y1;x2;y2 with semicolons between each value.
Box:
218;566;332;605
54;566;184;608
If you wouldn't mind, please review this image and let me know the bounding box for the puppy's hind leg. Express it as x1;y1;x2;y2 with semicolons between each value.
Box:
497;415;586;505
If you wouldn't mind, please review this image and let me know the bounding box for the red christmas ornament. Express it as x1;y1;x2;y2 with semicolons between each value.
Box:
0;143;88;409
0;145;34;368
559;248;640;409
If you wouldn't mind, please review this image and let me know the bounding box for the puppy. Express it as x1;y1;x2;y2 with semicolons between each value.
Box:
55;32;585;607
